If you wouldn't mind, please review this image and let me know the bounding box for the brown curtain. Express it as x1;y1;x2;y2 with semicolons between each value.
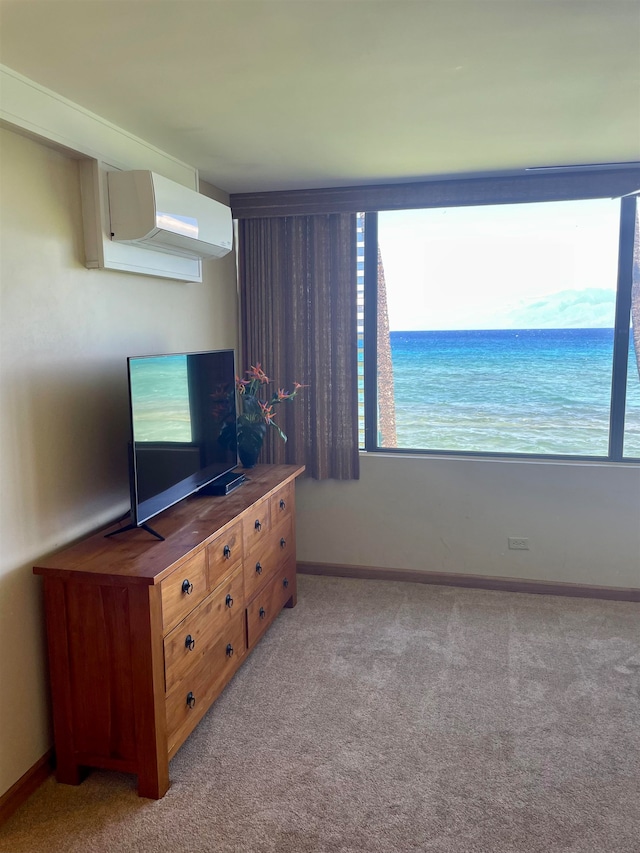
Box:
238;214;359;480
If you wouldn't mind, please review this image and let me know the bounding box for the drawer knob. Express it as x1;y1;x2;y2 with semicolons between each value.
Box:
185;634;195;651
283;578;289;589
225;593;234;608
254;519;262;531
186;692;196;709
226;643;234;657
223;544;231;559
279;499;286;510
259;607;266;619
280;537;287;549
182;579;194;595
255;562;263;575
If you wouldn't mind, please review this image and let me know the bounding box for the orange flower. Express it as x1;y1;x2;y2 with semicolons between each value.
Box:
258;400;277;424
247;363;270;384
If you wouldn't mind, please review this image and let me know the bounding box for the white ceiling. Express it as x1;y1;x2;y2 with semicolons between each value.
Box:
0;0;639;194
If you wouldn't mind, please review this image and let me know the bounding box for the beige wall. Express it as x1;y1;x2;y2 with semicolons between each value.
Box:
296;453;640;589
0;127;239;797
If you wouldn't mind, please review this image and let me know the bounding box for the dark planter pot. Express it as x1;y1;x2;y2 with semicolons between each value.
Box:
237;422;267;469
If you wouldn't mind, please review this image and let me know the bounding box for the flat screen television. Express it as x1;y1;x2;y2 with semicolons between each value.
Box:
111;349;241;540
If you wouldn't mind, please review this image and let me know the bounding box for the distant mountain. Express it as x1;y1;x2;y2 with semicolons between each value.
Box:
507;288;616;329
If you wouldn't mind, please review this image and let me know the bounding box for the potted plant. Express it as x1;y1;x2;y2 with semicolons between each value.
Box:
234;363;306;468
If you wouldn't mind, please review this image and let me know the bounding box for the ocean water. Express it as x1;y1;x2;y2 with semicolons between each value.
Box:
384;328;640;457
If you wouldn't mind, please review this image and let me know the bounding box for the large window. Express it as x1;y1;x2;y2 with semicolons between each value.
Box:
362;194;640;461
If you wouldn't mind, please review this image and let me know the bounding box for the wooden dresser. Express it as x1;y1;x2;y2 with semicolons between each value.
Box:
33;464;304;799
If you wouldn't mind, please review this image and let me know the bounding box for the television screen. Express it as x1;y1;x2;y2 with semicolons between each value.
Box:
127;349;239;530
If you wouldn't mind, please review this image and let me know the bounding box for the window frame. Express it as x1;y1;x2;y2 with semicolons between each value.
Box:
362;189;639;463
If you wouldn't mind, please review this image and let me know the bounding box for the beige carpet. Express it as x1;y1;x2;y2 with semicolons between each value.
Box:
1;575;639;853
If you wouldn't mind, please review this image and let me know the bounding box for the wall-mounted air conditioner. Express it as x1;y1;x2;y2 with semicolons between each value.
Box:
107;170;233;260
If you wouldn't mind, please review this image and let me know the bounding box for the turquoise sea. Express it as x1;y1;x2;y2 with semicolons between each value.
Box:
386;329;640;457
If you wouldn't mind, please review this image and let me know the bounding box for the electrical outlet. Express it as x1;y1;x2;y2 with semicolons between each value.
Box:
508;537;529;550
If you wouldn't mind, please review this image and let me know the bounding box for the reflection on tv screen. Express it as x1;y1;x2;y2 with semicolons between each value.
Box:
129;354;193;443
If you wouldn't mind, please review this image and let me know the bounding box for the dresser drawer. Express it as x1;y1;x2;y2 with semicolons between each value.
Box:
243;514;293;602
270;481;294;526
207;520;243;588
165;612;246;757
273;513;294;560
242;496;271;553
246;559;296;649
161;549;208;634
164;564;245;693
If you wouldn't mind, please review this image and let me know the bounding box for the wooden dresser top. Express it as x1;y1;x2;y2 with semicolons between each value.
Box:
34;464;305;586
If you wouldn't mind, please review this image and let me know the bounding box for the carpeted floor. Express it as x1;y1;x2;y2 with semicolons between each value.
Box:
1;574;639;853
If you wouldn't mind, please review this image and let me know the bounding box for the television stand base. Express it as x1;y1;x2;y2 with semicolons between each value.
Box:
104;522;165;542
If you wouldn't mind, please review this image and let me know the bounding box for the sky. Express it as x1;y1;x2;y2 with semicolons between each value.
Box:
377;198;622;331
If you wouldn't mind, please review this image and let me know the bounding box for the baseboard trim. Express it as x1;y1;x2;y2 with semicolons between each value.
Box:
0;749;54;826
297;562;640;602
